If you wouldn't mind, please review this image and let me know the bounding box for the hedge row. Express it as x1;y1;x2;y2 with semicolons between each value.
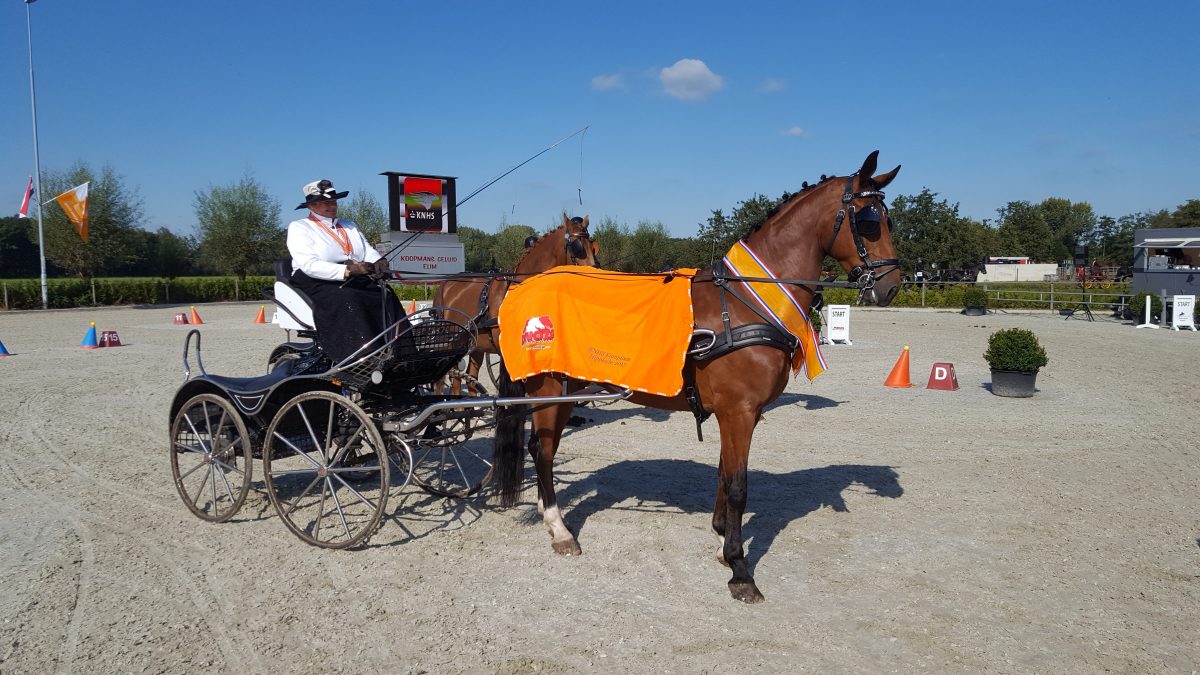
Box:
0;276;437;310
0;276;1142;313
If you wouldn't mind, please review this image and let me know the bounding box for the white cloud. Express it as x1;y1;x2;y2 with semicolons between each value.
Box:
659;59;723;101
782;127;808;137
592;74;624;91
760;78;786;93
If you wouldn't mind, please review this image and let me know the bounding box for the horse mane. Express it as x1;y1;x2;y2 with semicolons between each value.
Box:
512;223;569;271
742;172;842;240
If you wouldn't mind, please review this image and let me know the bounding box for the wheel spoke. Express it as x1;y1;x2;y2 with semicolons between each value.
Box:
187;463;212;508
324;400;336;463
330;472;381;512
295;402;324;463
314;477;328;541
327;424;366;468
285;472;325;516
177;455;208;481
215;462;236;504
328;478;353;540
271;429;323;469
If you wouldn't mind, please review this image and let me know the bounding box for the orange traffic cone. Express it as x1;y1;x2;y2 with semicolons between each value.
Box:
884;345;915;388
80;322;99;349
254;305;267;324
189;306;204;325
407;299;417;314
0;339;11;356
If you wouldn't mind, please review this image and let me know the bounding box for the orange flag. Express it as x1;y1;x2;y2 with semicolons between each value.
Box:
53;182;90;241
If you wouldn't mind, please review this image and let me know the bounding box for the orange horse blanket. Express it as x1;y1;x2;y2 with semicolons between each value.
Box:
498;266;697;396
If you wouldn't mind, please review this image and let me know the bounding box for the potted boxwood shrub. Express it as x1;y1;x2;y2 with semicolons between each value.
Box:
984;327;1048;397
962;286;988;316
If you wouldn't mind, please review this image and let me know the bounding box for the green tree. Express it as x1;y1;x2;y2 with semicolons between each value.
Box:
456;225;494;271
591;217;630;269
146;228;198;279
621;221;673;272
996;201;1053;261
0;216;43;278
1038;198;1095;263
490;224;536;270
890;188;996;272
1163;199;1200;229
337;191;388;245
195;175;283;280
41;163;144;278
695;194;783;258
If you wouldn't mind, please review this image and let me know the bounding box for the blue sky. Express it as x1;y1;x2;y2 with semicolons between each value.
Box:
3;1;1198;239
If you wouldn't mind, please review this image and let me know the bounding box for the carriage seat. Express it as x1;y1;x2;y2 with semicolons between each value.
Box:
271;258;316;331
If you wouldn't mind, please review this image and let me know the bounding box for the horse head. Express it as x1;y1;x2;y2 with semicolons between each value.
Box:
824;151;902;306
514;213;598;274
563;213;598;266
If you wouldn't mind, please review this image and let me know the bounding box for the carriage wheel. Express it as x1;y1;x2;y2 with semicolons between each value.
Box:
262;391;389;549
267;343;308;372
411;415;493;498
483;352;504;392
170;393;253;522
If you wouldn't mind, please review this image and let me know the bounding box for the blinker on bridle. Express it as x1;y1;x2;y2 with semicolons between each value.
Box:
825;175;900;297
566;216;590;262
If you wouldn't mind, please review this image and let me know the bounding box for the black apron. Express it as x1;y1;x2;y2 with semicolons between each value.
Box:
290;270;405;364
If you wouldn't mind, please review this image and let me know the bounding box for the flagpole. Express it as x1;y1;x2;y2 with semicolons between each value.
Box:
25;0;48;310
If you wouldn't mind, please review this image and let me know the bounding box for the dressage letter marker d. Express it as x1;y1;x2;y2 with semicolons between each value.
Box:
926;362;959;391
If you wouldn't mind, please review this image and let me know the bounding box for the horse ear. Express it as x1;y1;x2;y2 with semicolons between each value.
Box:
581;215;589;228
871;164;901;190
858;150;880;179
562;211;570;225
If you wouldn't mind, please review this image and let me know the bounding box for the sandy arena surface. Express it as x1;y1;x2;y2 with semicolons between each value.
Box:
0;301;1197;673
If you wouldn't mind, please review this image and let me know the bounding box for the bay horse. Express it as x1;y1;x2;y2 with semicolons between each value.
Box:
492;151;902;603
433;213;596;394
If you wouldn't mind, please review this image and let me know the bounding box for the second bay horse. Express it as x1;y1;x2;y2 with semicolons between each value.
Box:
433;213;596;394
492;151;903;603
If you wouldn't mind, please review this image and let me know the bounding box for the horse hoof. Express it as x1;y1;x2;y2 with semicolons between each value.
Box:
552;540;582;556
728;581;765;604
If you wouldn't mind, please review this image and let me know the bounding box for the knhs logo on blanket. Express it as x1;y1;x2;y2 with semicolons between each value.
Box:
521;315;555;349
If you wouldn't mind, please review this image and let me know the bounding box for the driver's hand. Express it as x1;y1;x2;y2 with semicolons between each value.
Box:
346;261;374;277
373;258;390;276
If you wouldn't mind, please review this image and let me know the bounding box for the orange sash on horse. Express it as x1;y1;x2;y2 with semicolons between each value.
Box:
498;266;697;396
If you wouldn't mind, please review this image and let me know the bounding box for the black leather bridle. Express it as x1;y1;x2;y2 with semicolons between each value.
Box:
565;216;591;263
826;175;901;299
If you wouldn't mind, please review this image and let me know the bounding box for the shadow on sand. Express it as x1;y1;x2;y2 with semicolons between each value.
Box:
545;458;902;572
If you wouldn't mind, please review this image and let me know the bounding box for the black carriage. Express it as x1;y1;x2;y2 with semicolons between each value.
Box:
168;273;627;549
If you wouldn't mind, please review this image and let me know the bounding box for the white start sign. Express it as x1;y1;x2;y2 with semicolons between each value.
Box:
823;304;852;345
1172;295;1196;331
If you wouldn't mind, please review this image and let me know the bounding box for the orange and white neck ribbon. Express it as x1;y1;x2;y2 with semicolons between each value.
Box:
722;240;827;381
309;215;352;256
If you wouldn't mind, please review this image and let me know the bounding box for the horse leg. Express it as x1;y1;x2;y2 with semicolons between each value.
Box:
712;456;729;565
465;351;484;396
714;408;764;603
530;398;580;555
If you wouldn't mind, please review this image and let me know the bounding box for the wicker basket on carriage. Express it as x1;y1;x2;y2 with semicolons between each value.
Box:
322;308;476;392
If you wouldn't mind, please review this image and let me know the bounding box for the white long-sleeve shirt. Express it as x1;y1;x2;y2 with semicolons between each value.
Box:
286;213;382;281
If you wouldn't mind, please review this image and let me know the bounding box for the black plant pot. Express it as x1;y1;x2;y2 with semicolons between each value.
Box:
990;369;1038;397
962;306;987;316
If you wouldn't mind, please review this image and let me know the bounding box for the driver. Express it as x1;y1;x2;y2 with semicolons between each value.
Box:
286;179;404;364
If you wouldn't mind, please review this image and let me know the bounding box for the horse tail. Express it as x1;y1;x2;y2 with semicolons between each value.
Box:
492;362;527;507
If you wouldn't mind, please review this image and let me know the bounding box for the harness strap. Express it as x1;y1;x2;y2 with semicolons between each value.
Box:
681;361;709;442
690;323;797;362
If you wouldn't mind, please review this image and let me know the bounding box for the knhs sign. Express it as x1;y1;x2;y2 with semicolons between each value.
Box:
383;172;457;234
